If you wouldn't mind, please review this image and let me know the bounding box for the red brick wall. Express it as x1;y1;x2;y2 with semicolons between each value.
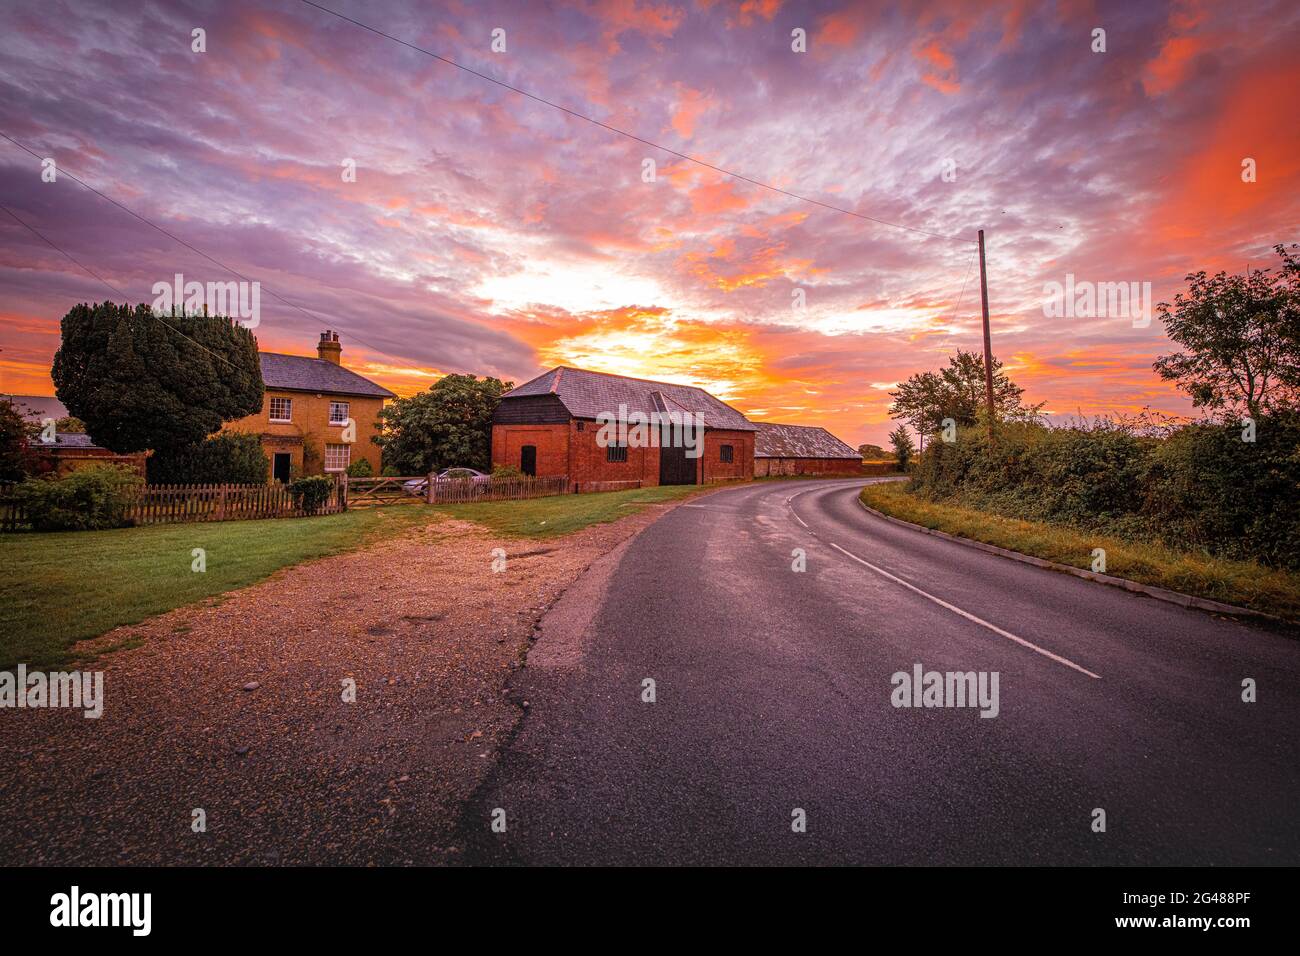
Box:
492;424;569;476
755;457;862;477
493;422;758;486
569;420;660;486
700;430;754;483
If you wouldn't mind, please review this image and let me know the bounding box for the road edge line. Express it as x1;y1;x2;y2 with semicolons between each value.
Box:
856;497;1280;623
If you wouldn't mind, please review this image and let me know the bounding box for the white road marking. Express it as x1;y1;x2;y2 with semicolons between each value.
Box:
828;542;1102;680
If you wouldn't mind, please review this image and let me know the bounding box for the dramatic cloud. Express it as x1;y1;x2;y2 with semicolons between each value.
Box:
1;0;1296;444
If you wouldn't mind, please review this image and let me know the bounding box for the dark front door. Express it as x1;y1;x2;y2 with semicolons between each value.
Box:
273;452;292;483
659;444;696;485
520;445;537;477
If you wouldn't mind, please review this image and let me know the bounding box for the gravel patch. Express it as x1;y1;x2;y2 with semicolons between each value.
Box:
0;501;686;865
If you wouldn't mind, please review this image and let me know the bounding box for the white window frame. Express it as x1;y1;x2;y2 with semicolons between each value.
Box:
324;443;350;473
328;401;350;426
269;397;293;423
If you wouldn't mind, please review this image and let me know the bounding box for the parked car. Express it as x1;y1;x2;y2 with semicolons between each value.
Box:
402;468;490;497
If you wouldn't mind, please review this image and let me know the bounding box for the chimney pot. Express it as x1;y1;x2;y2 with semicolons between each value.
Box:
317;330;342;365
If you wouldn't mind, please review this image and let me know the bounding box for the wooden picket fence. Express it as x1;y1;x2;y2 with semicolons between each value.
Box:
427;475;570;504
0;480;345;531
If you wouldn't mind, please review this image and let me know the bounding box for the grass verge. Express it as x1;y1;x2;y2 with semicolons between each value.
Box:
0;506;436;669
434;483;710;538
860;481;1300;622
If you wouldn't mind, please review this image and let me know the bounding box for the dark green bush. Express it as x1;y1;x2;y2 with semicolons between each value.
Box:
147;432;268;485
345;458;374;478
909;414;1300;568
13;465;143;531
289;475;335;515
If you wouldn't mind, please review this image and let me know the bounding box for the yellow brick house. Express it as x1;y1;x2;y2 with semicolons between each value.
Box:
223;331;394;481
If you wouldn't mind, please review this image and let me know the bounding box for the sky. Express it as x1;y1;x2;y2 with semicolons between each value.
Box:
1;0;1297;447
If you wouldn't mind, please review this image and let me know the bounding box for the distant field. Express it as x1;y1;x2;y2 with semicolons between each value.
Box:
860;482;1300;622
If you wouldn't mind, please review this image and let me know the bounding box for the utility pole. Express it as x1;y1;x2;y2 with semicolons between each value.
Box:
977;228;995;443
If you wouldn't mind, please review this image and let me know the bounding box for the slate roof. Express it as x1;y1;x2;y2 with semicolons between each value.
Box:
259;353;395;399
753;422;860;459
46;433;102;449
501;367;757;431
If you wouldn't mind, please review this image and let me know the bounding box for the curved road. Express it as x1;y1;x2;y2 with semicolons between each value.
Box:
465;478;1300;865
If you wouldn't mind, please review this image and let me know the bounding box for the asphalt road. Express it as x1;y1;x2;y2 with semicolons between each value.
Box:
463;478;1300;865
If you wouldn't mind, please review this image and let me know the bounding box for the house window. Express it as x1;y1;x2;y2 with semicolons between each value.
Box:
720;444;734;463
324;443;350;472
606;444;628;463
329;401;350;425
269;397;292;422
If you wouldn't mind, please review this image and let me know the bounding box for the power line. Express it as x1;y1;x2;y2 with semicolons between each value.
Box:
0;130;395;359
298;0;979;245
0;201;248;373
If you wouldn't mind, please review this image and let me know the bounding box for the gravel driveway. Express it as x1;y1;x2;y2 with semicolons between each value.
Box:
0;499;689;865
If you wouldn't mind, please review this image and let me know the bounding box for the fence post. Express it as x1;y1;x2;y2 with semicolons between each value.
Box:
217;484;227;521
340;474;348;512
425;471;436;505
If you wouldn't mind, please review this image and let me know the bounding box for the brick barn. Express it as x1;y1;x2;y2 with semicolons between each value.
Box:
752;422;862;477
492;367;756;489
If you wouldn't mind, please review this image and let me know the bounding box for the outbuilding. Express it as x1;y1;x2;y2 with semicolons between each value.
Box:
752;422;861;477
492;366;756;490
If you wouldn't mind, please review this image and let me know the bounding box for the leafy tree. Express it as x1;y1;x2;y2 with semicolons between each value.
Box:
858;443;888;460
889;349;1037;437
0;400;32;481
889;425;915;469
51;302;263;454
1153;244;1300;418
374;373;512;474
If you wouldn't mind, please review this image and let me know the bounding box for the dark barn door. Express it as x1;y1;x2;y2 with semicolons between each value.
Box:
520;445;537;476
658;444;696;485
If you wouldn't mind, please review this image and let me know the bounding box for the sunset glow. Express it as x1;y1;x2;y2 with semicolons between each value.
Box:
2;0;1297;444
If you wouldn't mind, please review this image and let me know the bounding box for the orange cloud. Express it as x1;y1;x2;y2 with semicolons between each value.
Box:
670;85;715;139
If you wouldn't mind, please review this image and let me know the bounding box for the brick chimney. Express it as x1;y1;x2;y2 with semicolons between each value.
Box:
317;330;341;365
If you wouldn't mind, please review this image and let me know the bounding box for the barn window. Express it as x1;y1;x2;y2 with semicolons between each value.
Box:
269;397;292;422
607;444;628;463
720;444;734;463
576;421;584;431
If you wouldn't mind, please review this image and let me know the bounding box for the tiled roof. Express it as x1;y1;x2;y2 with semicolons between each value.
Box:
49;432;100;448
259;353;395;399
753;422;860;459
502;367;756;431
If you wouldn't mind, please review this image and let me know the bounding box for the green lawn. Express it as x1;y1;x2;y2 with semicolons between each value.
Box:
0;506;436;669
1;484;718;669
434;483;709;538
860;482;1300;622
